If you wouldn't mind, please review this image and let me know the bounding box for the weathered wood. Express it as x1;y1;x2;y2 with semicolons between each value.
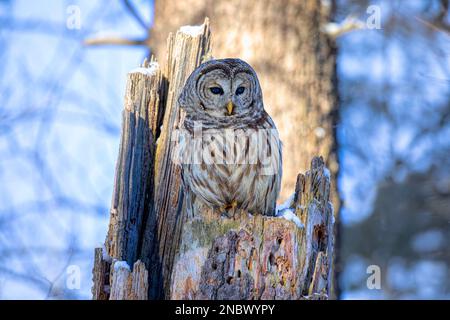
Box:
141;19;212;299
92;19;212;300
170;157;334;300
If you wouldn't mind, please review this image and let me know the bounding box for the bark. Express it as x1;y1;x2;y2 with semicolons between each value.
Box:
92;248;110;300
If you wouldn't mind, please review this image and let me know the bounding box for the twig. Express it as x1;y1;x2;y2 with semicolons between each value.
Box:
122;0;148;30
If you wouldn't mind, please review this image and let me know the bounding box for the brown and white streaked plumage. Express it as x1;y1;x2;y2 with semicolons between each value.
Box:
177;58;282;216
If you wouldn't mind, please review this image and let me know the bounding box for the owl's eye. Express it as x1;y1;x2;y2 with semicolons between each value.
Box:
235;86;245;95
209;87;224;95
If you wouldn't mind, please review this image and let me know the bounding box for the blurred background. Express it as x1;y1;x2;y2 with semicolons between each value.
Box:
0;0;448;299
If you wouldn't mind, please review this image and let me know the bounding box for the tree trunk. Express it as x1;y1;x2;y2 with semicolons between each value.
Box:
92;18;336;300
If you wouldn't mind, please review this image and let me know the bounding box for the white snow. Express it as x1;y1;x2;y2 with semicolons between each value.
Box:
179;25;204;36
329;201;335;224
86;30;123;39
276;193;304;229
277;208;304;229
314;126;326;138
322;16;365;38
276;193;295;212
101;243;112;262
113;260;130;271
129;61;159;76
323;167;331;180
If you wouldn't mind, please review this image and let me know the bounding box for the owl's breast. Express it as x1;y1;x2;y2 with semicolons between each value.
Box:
179;122;282;214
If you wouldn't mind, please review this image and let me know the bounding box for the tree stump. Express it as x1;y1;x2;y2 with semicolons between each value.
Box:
170;157;334;300
91;18;335;300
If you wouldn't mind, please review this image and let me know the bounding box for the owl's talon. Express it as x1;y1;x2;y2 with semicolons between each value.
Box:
220;200;238;218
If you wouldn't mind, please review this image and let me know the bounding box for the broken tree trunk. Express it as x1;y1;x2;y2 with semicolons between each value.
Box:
92;18;335;300
92;19;211;300
142;21;211;299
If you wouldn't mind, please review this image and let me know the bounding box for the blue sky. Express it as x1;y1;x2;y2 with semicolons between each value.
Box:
0;0;150;298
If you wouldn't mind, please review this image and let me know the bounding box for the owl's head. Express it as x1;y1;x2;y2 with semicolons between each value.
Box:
179;58;264;121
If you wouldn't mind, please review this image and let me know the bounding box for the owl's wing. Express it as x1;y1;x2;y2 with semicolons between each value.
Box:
181;164;197;219
263;114;283;216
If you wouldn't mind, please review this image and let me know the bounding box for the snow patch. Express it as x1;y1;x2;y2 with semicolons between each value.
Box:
179;25;204;36
314;126;326;138
277;208;304;229
113;260;130;271
101;243;112;263
129;61;159;76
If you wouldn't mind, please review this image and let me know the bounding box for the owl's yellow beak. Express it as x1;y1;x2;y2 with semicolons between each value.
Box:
226;101;234;115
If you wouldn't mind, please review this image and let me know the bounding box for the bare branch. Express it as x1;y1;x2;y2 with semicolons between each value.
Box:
122;0;148;30
84;36;148;47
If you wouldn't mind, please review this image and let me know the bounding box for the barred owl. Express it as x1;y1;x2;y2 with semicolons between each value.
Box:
177;58;282;216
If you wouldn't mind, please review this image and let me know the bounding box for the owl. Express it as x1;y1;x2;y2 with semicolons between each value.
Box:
177;58;282;216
